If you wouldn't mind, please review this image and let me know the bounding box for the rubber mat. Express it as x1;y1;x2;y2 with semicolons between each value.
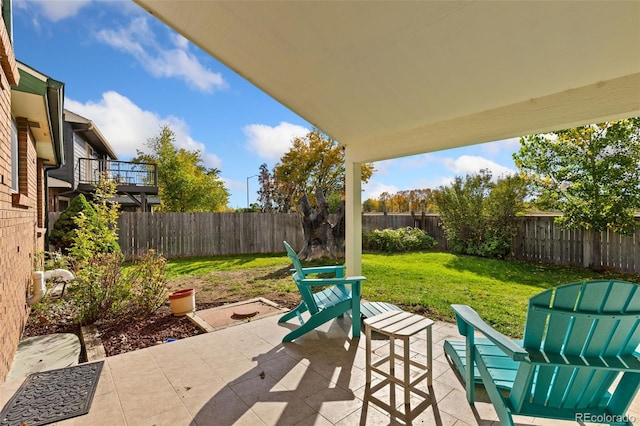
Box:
0;361;103;426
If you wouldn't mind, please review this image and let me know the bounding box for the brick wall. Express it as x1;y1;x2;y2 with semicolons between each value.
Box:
0;122;43;383
0;16;41;382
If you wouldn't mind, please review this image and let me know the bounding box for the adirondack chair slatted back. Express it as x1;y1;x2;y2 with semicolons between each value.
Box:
515;280;640;411
283;241;319;314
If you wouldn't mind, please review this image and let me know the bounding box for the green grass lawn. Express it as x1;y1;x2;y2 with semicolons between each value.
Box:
165;251;638;338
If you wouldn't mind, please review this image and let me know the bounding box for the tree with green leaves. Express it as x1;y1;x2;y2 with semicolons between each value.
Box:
514;118;640;270
135;126;229;212
257;163;276;212
362;198;379;212
264;129;374;212
49;194;96;254
433;170;526;258
68;176;121;266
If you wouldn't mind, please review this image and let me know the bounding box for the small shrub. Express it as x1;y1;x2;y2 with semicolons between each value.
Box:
49;194;96;253
45;251;70;270
127;250;168;317
69;252;131;325
363;227;437;253
433;170;526;259
33;251;45;271
68;177;121;266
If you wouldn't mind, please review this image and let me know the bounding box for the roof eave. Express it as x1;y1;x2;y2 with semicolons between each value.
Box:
11;61;64;166
64;109;118;160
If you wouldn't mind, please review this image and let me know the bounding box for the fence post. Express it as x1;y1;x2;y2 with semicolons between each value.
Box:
583;229;593;269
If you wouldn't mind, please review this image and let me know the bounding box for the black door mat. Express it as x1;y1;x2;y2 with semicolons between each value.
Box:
0;361;104;426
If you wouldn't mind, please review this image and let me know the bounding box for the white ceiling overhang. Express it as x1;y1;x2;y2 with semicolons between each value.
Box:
12;62;64;166
134;1;640;163
11;90;56;164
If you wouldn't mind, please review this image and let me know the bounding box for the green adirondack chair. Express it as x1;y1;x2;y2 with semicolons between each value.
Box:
444;280;640;426
278;241;365;343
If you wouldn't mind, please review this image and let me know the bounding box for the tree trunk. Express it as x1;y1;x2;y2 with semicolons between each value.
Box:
332;200;346;255
297;188;345;260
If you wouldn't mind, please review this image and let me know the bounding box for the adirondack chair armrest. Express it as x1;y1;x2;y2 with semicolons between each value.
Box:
451;304;529;362
292;265;346;276
299;276;366;287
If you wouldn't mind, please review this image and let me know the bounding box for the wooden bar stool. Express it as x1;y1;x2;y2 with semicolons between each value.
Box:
364;310;434;424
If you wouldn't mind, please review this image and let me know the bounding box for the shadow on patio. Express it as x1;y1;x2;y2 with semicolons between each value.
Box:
1;313;638;425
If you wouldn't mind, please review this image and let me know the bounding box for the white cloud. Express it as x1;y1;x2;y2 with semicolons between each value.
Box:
374;154;439;176
399;154;439;169
413;175;456;190
65;91;222;169
171;33;190;50
362;180;399;201
96;17;226;93
15;0;92;22
481;137;521;155
443;155;515;180
243;122;309;160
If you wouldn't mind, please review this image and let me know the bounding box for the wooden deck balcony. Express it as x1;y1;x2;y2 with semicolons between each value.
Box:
76;158;158;195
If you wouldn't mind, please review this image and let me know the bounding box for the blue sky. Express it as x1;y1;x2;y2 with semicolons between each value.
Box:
14;0;521;209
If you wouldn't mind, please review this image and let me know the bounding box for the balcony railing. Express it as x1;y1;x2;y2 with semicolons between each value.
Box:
77;158;158;188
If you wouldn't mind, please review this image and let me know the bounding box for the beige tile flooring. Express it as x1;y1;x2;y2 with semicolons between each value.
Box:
1;314;638;425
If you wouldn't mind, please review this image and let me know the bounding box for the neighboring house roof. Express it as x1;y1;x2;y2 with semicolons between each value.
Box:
11;61;64;166
48;177;72;189
64;109;118;160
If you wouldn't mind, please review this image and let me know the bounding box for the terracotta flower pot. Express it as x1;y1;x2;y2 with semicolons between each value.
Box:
168;288;196;316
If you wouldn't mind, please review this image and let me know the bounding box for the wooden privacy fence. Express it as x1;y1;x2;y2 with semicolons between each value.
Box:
117;212;437;258
47;212;434;258
47;212;640;274
512;215;640;273
118;212;304;258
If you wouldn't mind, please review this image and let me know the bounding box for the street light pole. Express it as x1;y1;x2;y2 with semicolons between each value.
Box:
246;174;259;208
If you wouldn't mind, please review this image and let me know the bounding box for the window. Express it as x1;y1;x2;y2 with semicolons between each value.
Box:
10;116;17;192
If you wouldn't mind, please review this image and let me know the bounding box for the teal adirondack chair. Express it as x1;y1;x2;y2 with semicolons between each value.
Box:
444;280;640;426
279;241;365;343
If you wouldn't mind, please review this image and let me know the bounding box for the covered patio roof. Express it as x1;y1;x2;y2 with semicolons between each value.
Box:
133;1;640;273
133;1;638;162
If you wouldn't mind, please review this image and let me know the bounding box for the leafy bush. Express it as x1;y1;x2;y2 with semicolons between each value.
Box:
69;249;169;324
127;250;168;317
363;227;437;253
49;194;96;253
433;170;527;259
45;251;70;270
68;177;121;266
64;178;168;324
70;252;131;325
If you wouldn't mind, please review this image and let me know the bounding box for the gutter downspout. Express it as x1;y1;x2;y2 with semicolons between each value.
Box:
29;269;74;305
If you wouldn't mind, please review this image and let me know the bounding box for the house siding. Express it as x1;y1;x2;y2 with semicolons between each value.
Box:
0;9;46;381
48;121;75;186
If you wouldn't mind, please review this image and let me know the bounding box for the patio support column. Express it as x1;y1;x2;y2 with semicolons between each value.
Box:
345;152;362;276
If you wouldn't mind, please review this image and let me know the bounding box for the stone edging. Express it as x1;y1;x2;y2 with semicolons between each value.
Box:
80;325;107;362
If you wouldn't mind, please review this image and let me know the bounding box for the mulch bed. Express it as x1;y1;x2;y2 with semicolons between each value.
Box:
24;302;223;357
95;304;225;356
24;298;298;358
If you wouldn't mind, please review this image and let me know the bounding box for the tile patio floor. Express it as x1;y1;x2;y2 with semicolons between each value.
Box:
1;314;638;425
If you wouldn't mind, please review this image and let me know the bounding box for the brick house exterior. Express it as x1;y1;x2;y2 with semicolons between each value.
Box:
0;0;64;382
